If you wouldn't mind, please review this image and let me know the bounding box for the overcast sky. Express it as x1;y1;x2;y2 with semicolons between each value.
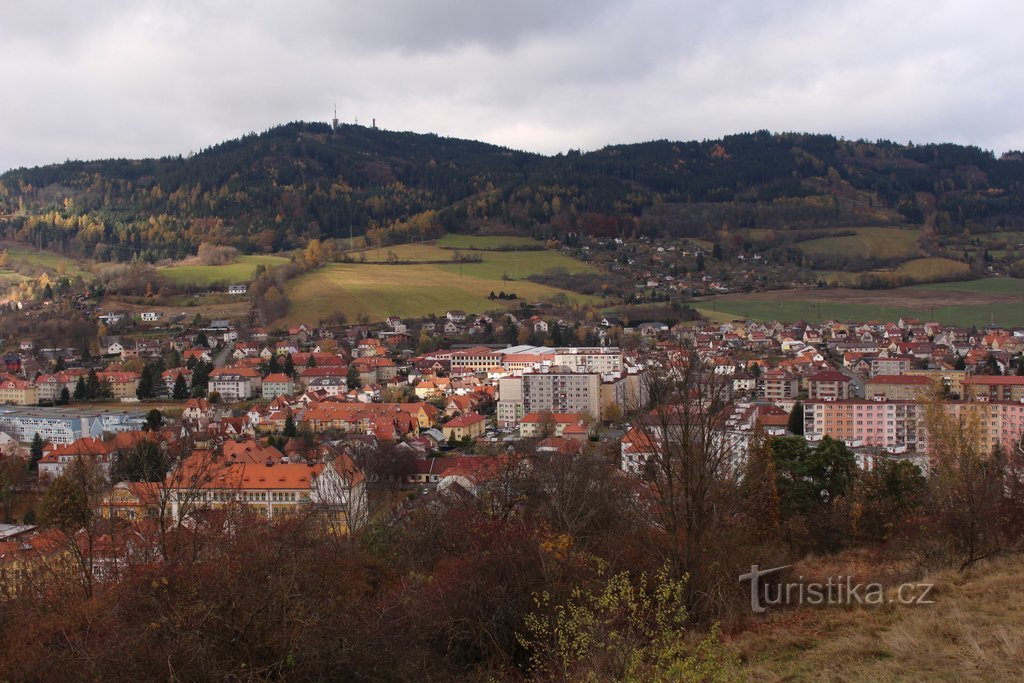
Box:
2;0;1022;172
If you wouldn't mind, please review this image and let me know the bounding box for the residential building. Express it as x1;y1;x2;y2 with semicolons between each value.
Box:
441;413;487;441
262;373;295;400
807;369;853;400
865;374;934;401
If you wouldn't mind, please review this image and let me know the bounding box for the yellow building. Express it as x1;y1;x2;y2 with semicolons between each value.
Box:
0;379;39;406
442;412;487;441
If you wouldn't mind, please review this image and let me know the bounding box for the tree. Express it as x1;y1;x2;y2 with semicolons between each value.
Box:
73;375;86;400
173;372;190;400
29;433;45;471
347;364;361;390
742;426;780;544
146;408;163;431
711;242;723;260
284;353;295;378
0;455;28;523
518;567;739;681
39;471;90;531
925;398;1004;568
59;386;70;404
695;251;705;271
283;413;297;438
631;346;738;615
787;401;804;435
110;439;168;483
195;331;209;348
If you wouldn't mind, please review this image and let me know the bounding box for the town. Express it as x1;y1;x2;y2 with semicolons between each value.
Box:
3;292;1023;587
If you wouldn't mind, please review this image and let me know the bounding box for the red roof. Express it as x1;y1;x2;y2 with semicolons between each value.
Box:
963;375;1024;386
444;412;486;428
808;370;851;383
868;374;932;385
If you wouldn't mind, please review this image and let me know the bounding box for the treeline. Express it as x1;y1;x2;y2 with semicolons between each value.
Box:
3;124;1024;261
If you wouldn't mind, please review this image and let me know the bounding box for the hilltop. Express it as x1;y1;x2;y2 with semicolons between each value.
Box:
1;122;1023;263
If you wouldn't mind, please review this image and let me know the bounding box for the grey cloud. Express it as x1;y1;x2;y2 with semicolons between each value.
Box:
2;0;1023;171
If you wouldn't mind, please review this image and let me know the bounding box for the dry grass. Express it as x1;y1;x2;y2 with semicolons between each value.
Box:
734;554;1024;681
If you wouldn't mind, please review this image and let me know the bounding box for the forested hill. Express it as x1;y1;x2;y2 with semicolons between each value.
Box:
1;121;1023;261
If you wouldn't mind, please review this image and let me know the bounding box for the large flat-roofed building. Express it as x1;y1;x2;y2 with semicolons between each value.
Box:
0;406;146;444
497;370;602;427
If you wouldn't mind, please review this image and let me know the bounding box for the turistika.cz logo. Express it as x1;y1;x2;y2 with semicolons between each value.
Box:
739;564;935;614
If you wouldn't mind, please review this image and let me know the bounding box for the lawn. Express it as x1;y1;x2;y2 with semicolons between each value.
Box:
799;227;923;260
158;254;289;286
283;262;599;324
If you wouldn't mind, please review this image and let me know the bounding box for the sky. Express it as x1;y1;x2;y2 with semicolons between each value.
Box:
3;0;1023;172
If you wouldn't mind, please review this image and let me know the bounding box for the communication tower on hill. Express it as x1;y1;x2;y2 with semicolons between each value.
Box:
332;104;339;130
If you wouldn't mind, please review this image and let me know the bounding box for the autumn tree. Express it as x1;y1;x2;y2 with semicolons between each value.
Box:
926;398;1005;568
631;346;740;616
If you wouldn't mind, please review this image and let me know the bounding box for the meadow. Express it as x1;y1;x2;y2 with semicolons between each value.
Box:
694;277;1024;326
283;262;598;323
799;227;923;260
0;244;90;279
158;254;289;286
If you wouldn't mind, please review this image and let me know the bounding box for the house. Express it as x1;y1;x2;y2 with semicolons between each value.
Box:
442;413;487;441
208;370;255;402
100;337;124;357
97;371;141;400
262;373;295;400
140;312;161;322
520;412;592;439
0;379;38;406
807;370;853;400
228;284;248;295
182;397;215;425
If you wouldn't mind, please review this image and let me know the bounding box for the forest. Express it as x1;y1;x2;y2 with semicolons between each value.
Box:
1;123;1023;262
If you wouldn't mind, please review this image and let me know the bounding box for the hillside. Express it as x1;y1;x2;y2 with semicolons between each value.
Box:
2;123;1024;263
735;554;1024;681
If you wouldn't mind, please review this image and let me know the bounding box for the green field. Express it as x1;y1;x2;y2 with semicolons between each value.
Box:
893;257;971;280
695;276;1024;326
284;263;599;323
158;254;289;286
799;227;923;259
694;299;1024;326
435;234;541;249
914;276;1024;294
0;244;90;279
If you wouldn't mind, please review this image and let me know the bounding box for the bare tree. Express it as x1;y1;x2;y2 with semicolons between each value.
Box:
629;345;740;615
924;396;1005;569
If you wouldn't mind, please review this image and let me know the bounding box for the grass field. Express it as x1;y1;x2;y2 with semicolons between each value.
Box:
158;254;289;286
351;239;597;279
916;276;1024;294
0;243;90;278
735;554;1024;681
893;257;971;280
799;227;923;260
284;262;599;323
694;277;1024;326
435;234;542;249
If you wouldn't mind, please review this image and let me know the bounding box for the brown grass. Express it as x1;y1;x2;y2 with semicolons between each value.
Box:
733;554;1024;681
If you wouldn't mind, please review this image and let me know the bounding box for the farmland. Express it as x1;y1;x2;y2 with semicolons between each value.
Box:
799;227;923;260
286;235;602;323
0;243;90;279
283;262;598;324
694;277;1024;326
158;254;289;287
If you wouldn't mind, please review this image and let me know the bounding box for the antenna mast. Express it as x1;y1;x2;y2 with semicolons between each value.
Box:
332;104;339;130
